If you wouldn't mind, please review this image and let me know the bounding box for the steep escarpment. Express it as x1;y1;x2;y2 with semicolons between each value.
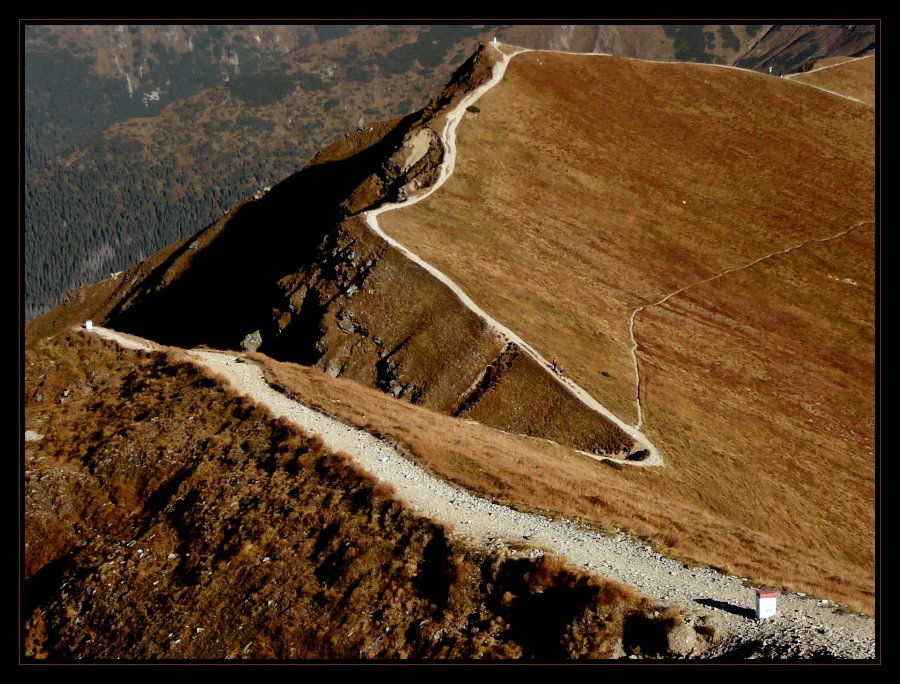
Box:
80;46;632;456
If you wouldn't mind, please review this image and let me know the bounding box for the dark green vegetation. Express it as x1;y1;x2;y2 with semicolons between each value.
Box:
24;50;128;169
226;64;296;106
664;25;720;64
314;25;358;42
717;25;741;52
24;25;501;319
24;332;671;659
25;129;298;319
378;25;491;76
25;27;267;166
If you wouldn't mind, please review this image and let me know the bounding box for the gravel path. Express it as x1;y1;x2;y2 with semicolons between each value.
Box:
365;43;661;466
87;326;876;659
79;44;877;659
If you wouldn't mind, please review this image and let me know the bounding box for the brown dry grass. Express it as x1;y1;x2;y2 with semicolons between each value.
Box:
368;52;874;612
25;332;654;659
788;55;875;105
252;349;872;614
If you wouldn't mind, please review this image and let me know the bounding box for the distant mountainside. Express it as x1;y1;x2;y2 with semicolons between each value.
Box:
23;23;876;319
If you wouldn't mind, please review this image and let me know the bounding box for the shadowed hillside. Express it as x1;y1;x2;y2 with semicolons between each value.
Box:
70;47;635;458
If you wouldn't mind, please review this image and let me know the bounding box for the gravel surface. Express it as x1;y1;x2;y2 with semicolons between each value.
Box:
365;42;661;466
88;327;875;660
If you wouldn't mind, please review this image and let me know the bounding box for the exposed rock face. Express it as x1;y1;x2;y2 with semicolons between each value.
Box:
622;610;720;658
664;614;720;657
734;25;875;74
240;330;262;352
99;47;633;456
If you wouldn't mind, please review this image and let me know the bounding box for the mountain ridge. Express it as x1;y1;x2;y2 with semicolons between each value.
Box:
24;37;877;659
25;23;877;318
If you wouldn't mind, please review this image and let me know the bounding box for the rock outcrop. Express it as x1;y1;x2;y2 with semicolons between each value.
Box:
98;47;633;456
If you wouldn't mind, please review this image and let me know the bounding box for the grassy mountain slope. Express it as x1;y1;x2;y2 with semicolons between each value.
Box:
378;50;874;610
24;38;876;620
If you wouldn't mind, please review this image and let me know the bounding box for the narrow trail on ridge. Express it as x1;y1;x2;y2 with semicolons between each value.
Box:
783;55;874;107
83;324;875;659
786;55;867;77
628;221;871;430
364;42;661;467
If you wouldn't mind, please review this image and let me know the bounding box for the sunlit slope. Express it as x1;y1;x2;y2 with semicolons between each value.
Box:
379;51;874;606
788;55;875;105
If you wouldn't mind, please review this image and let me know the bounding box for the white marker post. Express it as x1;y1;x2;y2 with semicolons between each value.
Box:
84;320;93;330
756;588;777;619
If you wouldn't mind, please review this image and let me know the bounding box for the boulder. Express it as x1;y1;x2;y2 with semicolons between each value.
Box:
240;330;262;352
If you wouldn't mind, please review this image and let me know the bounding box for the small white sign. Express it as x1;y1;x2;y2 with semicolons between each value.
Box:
756;591;777;619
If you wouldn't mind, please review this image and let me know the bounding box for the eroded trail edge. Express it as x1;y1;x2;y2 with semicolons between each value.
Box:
84;325;876;659
364;43;661;467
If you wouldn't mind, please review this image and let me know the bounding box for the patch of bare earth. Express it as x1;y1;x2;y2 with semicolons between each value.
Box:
378;51;874;612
